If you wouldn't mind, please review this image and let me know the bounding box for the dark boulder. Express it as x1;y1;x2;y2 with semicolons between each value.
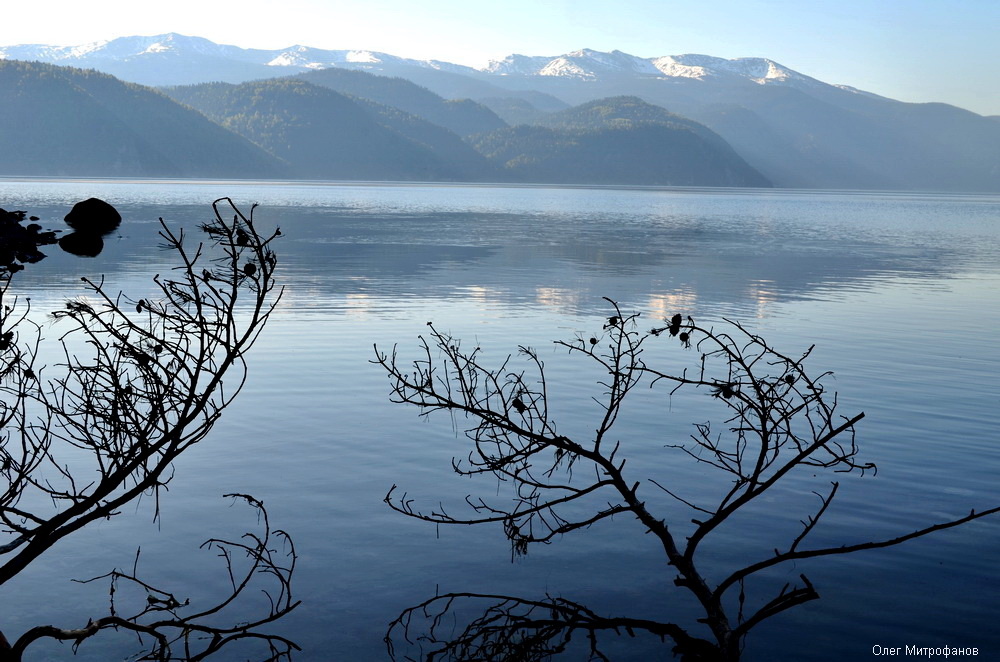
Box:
0;208;58;272
64;198;121;234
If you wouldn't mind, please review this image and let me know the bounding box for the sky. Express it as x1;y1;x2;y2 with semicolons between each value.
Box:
4;0;999;115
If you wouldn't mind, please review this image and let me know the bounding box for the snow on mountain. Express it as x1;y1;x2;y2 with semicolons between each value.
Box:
0;33;249;63
483;54;553;75
487;49;662;78
0;34;820;90
263;47;381;68
418;59;482;75
0;33;483;77
649;54;816;85
482;49;814;84
648;56;712;79
97;34;243;60
343;50;382;64
0;41;109;61
485;49;817;86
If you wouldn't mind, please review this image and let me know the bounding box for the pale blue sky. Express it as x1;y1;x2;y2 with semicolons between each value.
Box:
6;0;999;115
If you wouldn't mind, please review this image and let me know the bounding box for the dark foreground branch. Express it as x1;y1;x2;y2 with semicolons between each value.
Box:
5;494;299;662
379;303;1000;660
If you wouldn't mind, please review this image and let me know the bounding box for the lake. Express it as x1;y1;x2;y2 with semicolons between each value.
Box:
1;179;998;661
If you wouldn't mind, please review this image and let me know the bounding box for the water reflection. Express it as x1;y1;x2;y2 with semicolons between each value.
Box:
5;184;997;321
2;181;999;661
58;231;107;257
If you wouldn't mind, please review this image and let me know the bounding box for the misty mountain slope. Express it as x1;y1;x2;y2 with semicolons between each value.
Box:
539;95;771;167
293;67;506;137
687;84;1000;191
499;70;999;191
5;35;998;191
477;97;551;125
690;103;892;189
470;119;771;188
828;97;1000;191
63;50;279;88
472;57;1000;191
491;89;571;113
0;60;285;178
164;79;477;181
682;86;910;190
533;95;728;141
489;96;771;187
348;97;497;179
325;63;575;112
0;33;576;110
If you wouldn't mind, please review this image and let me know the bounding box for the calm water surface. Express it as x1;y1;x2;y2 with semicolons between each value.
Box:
1;179;998;661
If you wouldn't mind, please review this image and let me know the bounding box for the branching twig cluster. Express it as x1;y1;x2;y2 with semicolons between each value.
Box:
8;494;298;662
376;299;1000;660
0;198;296;661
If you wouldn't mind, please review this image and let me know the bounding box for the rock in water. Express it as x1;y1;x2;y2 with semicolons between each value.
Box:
64;198;121;234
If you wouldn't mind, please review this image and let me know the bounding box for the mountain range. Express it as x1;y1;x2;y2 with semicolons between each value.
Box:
2;33;999;191
0;34;817;86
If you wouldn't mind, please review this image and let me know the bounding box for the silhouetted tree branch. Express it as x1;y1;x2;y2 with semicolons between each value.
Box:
0;198;295;660
6;494;298;662
376;299;1000;660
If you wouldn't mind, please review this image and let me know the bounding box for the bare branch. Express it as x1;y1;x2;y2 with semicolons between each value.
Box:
379;304;1000;660
1;199;294;661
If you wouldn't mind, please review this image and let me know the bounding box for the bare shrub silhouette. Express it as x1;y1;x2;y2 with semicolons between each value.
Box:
0;199;297;661
376;300;1000;661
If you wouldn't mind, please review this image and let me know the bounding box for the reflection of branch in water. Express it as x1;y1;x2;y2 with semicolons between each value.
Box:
6;494;299;662
377;299;1000;660
387;592;718;662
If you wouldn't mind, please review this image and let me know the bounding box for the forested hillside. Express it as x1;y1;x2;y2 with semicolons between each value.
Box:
471;96;771;187
296;68;506;137
2;58;773;187
0;60;284;178
165;79;495;181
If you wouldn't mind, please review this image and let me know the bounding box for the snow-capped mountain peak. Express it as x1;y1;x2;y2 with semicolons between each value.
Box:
0;36;819;91
481;48;813;86
0;38;112;62
484;53;557;75
487;48;663;79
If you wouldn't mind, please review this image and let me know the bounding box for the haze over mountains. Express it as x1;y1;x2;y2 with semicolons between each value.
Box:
2;33;999;192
